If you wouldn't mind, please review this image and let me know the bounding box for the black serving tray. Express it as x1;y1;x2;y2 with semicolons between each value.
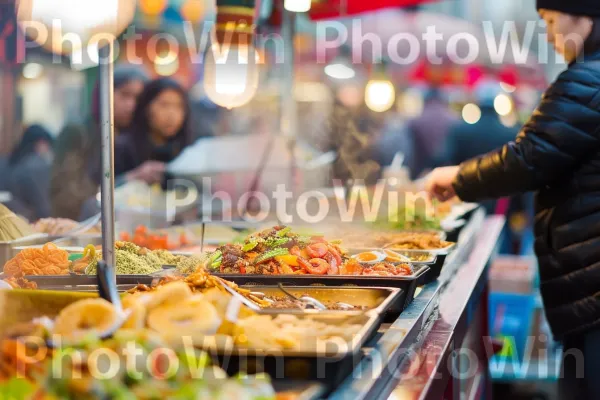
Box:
420;254;447;284
215;264;429;312
18;274;155;288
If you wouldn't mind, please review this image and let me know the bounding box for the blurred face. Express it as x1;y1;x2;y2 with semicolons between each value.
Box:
35;140;51;155
114;80;144;129
147;89;186;140
35;140;53;162
540;9;593;62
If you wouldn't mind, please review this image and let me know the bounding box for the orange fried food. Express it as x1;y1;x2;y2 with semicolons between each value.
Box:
3;243;70;278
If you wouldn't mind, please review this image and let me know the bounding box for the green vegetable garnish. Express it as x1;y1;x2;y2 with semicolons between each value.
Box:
276;227;291;237
265;237;289;248
242;241;258;252
254;248;289;264
209;250;222;263
210;256;222;270
0;378;36;400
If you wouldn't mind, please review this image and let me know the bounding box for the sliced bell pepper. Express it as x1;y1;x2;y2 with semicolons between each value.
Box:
275;255;299;267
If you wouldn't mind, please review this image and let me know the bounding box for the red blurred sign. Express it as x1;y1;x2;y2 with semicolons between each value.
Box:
269;0;438;26
308;0;437;20
0;1;25;65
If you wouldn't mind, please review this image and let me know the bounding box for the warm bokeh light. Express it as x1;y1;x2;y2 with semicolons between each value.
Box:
397;89;424;118
204;44;259;109
180;0;205;22
324;63;355;80
494;94;513;116
365;80;395;113
154;50;179;76
16;0;136;55
139;0;168;16
284;0;312;12
22;63;43;79
462;103;482;124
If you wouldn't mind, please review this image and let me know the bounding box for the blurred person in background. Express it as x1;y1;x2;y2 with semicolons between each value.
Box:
0;151;8;195
114;78;193;183
91;64;149;135
51;64;149;220
435;82;518;168
7;125;54;221
373;114;415;174
426;2;600;397
87;64;150;184
434;82;519;215
407;88;457;178
315;98;381;186
50;125;98;220
189;97;221;139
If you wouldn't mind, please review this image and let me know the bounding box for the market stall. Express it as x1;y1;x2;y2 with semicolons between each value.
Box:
0;201;505;399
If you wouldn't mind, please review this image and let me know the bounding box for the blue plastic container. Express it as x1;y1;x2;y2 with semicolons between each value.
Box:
489;292;536;361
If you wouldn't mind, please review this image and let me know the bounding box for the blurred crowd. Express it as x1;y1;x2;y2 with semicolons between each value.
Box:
1;64;195;222
0;63;525;240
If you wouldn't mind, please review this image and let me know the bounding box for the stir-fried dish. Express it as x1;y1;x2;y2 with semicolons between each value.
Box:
204;226;415;277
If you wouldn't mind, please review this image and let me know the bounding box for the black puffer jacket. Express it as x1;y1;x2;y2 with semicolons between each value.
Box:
453;51;600;339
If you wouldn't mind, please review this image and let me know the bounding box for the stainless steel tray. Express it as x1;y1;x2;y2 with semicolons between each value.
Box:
337;229;447;248
385;249;437;264
213;311;380;358
247;285;401;315
346;248;438;265
25;283;402;316
0;288;379;358
49;234;102;247
383;241;456;255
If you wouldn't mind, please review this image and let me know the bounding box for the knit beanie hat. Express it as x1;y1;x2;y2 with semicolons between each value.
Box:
537;0;600;17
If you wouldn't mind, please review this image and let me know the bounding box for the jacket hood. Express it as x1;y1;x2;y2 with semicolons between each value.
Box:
583;18;600;60
537;0;600;18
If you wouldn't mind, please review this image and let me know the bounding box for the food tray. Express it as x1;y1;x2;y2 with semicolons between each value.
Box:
247;285;402;316
208;311;381;392
47;234;102;247
15;274;155;288
216;264;429;311
389;250;437;264
376;229;447;241
421;254;448;284
0;288;380;392
272;382;325;400
383;241;456;255
346;248;437;265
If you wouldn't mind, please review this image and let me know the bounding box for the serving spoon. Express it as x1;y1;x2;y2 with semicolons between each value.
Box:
277;283;330;311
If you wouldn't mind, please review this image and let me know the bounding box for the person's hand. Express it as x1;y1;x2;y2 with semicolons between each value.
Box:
425;166;460;202
126;161;166;184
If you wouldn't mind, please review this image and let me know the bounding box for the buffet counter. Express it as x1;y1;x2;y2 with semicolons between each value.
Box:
330;213;505;400
0;208;505;399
